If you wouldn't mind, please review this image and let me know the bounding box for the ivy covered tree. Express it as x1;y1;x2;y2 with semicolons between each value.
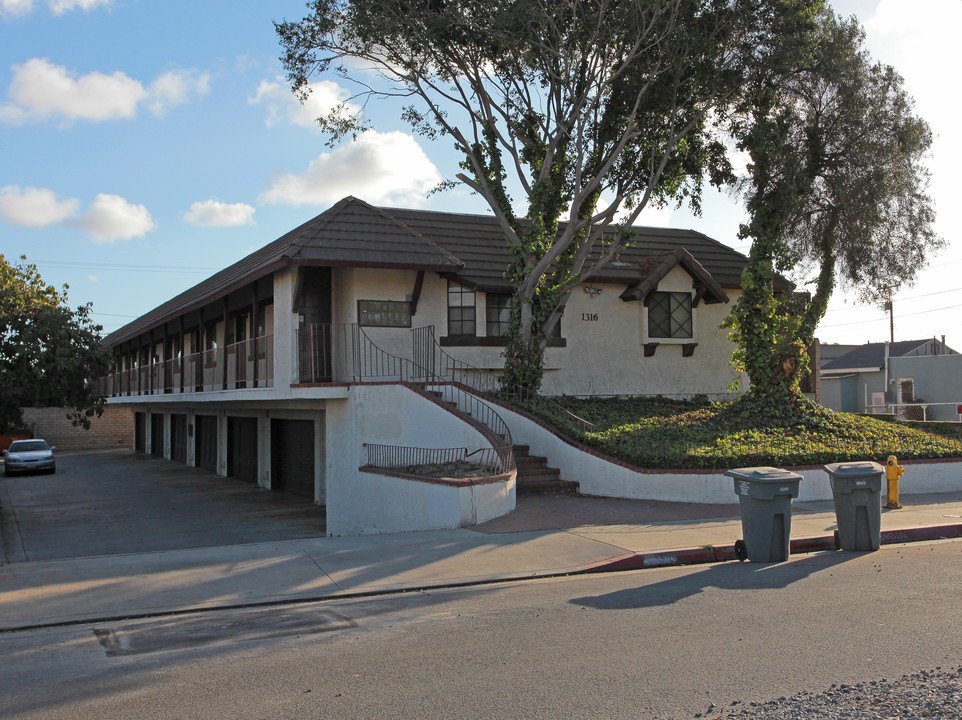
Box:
276;0;820;391
0;255;111;433
726;9;940;409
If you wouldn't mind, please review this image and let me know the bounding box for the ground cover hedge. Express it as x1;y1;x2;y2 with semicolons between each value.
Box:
514;395;962;469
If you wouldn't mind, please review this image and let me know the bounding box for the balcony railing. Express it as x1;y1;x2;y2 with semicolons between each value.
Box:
99;335;274;397
298;323;423;384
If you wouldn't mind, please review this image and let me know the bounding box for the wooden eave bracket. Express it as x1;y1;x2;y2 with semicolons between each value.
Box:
682;343;698;357
644;342;659;357
410;270;425;315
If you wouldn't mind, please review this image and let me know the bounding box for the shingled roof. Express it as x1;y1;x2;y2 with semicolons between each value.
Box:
388;205;755;292
105;196;760;346
822;339;959;373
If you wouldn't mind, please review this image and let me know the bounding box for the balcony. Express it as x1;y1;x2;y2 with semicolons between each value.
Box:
99;335;274;398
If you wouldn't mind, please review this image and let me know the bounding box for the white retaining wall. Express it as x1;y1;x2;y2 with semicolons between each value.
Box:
325;384;515;536
492;400;962;503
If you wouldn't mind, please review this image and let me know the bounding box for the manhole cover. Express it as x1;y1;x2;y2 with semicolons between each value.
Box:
94;606;355;656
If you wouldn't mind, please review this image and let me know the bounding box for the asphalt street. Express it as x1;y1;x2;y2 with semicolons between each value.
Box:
1;539;960;720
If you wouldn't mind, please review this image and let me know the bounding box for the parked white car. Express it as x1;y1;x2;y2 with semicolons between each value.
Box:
3;439;56;476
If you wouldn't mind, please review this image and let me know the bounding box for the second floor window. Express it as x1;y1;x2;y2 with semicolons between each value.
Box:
486;294;512;337
447;282;476;335
358;300;412;327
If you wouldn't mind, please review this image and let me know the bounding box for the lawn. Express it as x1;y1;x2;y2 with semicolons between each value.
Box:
515;394;962;469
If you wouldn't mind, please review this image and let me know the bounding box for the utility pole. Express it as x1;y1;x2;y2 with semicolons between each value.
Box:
883;296;894;342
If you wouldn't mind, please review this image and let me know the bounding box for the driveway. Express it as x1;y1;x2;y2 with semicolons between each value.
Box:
0;450;326;563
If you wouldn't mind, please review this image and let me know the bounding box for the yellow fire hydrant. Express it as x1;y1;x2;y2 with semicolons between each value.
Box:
885;455;904;509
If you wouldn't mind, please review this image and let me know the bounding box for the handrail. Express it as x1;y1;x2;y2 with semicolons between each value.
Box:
298;322;513;448
362;443;511;475
411;325;595;434
97;334;274;397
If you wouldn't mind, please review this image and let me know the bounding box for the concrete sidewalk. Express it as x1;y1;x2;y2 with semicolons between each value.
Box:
1;492;960;632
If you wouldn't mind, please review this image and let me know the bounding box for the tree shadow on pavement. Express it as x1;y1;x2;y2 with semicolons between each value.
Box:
571;551;860;610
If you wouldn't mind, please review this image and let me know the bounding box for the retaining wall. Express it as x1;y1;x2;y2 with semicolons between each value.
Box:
489;399;962;503
20;406;134;452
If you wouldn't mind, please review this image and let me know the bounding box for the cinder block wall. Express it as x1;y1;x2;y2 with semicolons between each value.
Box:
20;406;134;451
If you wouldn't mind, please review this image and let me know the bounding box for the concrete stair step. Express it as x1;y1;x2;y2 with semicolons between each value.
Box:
516;478;580;495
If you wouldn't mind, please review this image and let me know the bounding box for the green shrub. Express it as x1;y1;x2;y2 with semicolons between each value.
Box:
520;395;962;469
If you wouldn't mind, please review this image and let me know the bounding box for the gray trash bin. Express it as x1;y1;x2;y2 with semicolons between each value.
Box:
823;461;884;551
725;466;802;563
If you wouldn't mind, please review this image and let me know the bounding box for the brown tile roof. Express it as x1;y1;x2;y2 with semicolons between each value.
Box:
388;205;755;292
104;196;761;346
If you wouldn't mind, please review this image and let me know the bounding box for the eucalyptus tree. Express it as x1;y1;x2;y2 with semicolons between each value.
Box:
276;0;819;391
726;10;940;405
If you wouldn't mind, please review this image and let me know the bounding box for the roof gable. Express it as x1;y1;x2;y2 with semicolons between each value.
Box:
618;248;729;305
821;339;959;372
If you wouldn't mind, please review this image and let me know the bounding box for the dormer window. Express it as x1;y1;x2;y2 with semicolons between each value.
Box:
647;291;692;339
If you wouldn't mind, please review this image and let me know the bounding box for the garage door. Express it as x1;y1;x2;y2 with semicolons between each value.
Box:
195;415;217;472
150;414;164;456
271;419;315;498
227;417;258;483
171;414;188;463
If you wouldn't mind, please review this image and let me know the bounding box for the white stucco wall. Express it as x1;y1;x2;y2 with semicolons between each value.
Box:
491;399;962;503
324;383;515;536
334;265;744;398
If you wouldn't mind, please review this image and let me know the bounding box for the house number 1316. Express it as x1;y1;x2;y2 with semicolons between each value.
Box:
581;313;599;321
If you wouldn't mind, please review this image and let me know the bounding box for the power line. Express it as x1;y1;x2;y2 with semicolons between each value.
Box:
819;302;962;328
28;260;218;274
823;286;962;313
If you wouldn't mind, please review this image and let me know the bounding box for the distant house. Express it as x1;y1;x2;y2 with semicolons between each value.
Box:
820;338;961;419
99;197;757;534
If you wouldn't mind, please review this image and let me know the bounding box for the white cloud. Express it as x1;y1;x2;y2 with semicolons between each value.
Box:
0;0;34;18
75;193;156;242
259;131;442;208
0;58;209;125
0;185;79;227
48;0;110;14
184;200;255;227
249;77;360;130
146;69;211;116
87;274;99;283
1;0;110;18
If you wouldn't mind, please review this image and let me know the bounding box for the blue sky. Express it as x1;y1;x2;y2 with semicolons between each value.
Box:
1;0;959;347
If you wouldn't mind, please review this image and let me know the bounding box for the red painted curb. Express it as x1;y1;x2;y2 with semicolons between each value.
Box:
881;524;962;544
790;535;837;554
577;524;962;574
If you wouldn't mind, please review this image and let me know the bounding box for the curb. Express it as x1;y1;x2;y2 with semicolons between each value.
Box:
581;523;962;573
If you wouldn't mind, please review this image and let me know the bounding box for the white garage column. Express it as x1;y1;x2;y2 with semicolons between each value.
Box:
144;411;153;455
216;411;228;477
258;412;271;489
186;410;197;467
163;411;172;460
315;409;326;505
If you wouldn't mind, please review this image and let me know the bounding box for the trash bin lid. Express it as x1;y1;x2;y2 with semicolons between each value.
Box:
724;466;803;483
824;461;884;477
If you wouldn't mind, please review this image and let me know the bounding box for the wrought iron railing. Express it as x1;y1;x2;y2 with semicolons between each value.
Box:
298;323;422;383
411;325;595;434
98;335;274;397
362;443;512;476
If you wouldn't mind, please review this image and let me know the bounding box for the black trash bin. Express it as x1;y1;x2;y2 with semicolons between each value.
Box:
725;466;802;562
823;461;884;551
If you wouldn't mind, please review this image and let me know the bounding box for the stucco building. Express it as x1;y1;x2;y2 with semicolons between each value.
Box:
100;197;754;534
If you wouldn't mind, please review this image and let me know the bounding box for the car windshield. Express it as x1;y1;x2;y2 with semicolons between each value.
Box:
9;440;50;452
